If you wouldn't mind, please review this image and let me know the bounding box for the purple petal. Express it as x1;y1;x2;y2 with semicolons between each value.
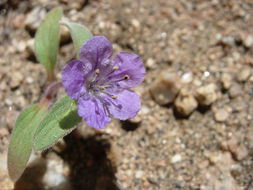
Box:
80;36;113;69
77;98;111;129
62;60;90;100
112;52;145;88
108;90;141;120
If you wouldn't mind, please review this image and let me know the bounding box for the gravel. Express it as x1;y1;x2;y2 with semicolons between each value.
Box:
1;0;253;189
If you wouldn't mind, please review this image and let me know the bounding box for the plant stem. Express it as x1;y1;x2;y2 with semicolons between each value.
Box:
40;81;63;106
47;70;56;82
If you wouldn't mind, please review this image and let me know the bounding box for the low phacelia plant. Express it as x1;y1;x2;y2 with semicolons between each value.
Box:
7;8;145;182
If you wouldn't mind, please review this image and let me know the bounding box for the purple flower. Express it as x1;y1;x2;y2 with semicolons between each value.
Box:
62;36;145;129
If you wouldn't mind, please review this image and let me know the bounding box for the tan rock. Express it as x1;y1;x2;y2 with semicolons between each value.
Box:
195;83;217;106
25;7;46;32
149;72;180;105
222;136;249;161
181;72;193;84
229;83;242;98
227;137;248;161
214;108;230;122
175;88;198;116
221;73;233;90
237;67;251;82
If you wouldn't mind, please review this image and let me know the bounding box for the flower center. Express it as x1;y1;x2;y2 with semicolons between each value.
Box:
85;67;130;98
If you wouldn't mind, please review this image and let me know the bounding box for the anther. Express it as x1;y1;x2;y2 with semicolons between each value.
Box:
112;95;117;99
95;69;100;74
124;75;130;80
113;66;119;70
98;86;105;90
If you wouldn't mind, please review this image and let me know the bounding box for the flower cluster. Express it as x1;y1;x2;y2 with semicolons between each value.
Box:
62;36;145;129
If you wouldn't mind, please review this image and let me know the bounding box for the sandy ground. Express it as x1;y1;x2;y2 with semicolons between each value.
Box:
0;0;253;189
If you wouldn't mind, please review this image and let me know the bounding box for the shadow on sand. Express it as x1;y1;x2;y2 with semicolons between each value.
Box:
14;132;119;190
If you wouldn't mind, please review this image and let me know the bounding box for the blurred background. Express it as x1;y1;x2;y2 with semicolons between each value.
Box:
0;0;253;189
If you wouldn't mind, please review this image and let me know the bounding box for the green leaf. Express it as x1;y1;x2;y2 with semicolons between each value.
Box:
60;21;92;58
7;104;47;182
34;96;82;150
35;7;63;81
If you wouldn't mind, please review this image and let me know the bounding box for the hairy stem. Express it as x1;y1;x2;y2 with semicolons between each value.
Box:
40;81;63;106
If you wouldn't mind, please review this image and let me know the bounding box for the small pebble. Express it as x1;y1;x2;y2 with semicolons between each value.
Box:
149;72;180;105
10;71;23;88
131;19;140;28
226;136;248;161
230;164;243;177
195;83;217;106
198;160;209;169
219;35;235;46
146;58;156;69
249;76;253;82
232;144;248;161
60;25;71;43
0;128;9;136
5;98;13;106
214;108;229;122
237;67;251;82
135;170;144;179
229;83;242;98
181;72;193;83
43;153;71;189
171;154;182;163
221;73;233;90
175;96;197;116
26;76;34;84
25;39;35;57
175;88;198;116
25;7;46;32
244;35;253;48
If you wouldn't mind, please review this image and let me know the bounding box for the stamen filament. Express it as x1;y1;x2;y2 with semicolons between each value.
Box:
109;75;131;83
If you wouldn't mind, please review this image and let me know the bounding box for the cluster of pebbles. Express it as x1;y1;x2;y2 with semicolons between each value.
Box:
1;0;253;189
149;65;252;121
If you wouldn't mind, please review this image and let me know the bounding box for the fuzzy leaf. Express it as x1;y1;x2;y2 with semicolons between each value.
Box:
7;104;47;182
34;96;82;150
60;21;92;58
35;7;62;80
